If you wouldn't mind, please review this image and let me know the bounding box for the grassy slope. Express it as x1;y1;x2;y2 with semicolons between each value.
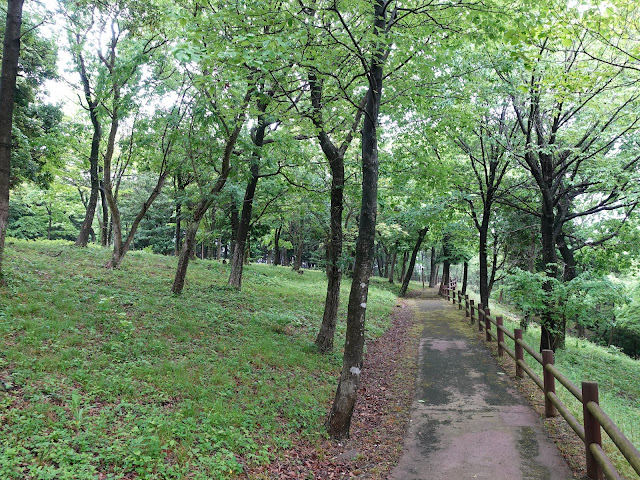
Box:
0;239;397;480
464;291;640;479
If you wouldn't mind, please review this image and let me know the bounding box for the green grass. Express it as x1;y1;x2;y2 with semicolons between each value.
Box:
463;289;640;479
0;239;398;480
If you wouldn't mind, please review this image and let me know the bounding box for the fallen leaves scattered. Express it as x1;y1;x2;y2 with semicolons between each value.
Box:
243;295;421;479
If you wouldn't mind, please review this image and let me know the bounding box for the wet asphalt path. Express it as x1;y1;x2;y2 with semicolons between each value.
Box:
388;291;574;480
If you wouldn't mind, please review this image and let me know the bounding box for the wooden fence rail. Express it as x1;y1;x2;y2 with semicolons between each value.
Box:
441;287;640;480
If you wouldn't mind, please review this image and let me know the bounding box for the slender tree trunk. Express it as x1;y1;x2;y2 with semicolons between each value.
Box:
228;167;259;288
172;85;251;292
399;251;408;283
316;152;345;352
442;260;451;287
103;105;124;268
294;236;303;271
230;200;239;258
478;216;490;307
429;246;437;288
326;1;385;438
47;205;52;240
382;243;389;277
111;170;170;267
99;180;109;246
461;261;468;295
274;225;282;265
0;0;24;282
228;101;269;289
74;50;102;248
400;227;428;297
388;250;397;284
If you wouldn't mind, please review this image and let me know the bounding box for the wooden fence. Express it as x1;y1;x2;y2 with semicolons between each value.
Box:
440;287;640;480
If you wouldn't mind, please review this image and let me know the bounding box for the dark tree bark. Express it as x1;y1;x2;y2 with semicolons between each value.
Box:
376;243;384;277
99;179;109;246
273;225;282;265
293;235;303;271
399;251;408;283
228;162;260;288
172;88;250;293
400;227;428;297
455;106;513;309
388;249;397;284
230;199;239;258
74;48;102;248
308;71;365;354
0;0;23;282
429;246;437;288
326;0;387;439
441;260;451;287
228;95;271;289
506;43;640;351
462;261;468;295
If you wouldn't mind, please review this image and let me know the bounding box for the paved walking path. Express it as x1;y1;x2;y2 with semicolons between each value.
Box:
389;290;574;480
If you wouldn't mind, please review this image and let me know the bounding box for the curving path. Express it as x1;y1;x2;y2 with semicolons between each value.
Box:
389;290;574;480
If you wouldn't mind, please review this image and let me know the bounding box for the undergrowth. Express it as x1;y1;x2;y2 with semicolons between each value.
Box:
0;239;397;479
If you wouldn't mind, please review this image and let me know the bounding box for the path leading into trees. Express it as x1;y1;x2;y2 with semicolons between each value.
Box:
389;290;574;480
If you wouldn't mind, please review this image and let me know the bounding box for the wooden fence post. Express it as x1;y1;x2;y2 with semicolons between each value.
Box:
465;295;469;318
478;303;484;332
542;350;556;418
470;300;475;324
515;329;523;378
497;316;504;356
451;289;455;305
582;381;603;480
458;291;462;309
485;307;491;341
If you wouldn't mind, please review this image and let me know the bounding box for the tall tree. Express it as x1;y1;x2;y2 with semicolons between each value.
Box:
326;0;391;439
0;0;25;283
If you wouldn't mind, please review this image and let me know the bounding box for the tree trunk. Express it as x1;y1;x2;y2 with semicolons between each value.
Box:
274;225;282;265
111;169;170;268
175;202;182;256
400;227;428;297
376;248;384;277
399;251;408;284
461;261;468;295
99;180;109;246
388;250;397;284
293;236;303;271
315;151;345;352
429;246;437;288
228;167;259;289
326;0;385;438
228;100;269;289
230;199;239;258
442;260;451;287
539;197;560;351
74;50;102;248
172;85;251;293
102;103;124;268
478;215;490;307
0;0;24;282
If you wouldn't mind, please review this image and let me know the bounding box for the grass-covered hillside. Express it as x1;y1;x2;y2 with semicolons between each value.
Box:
0;239;398;480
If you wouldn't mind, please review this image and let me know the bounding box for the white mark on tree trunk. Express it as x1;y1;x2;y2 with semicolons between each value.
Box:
360;303;366;308
360;282;366;288
350;367;361;376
